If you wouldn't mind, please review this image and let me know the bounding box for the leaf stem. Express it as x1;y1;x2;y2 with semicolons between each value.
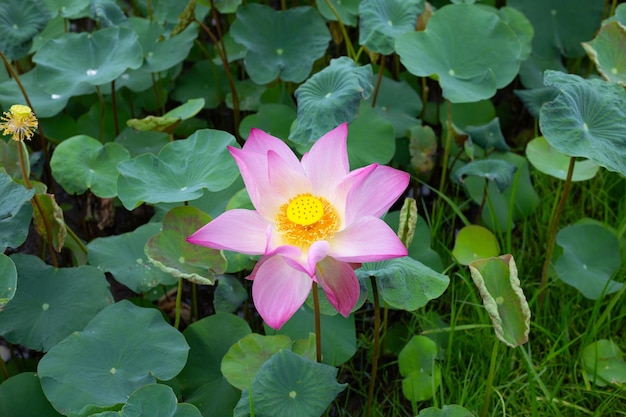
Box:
324;0;356;60
312;282;322;363
371;56;385;108
480;338;499;417
174;278;183;329
538;156;575;304
111;80;119;137
365;275;381;417
95;86;106;142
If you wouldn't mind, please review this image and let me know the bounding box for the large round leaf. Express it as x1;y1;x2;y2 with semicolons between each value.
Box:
230;4;331;84
50;135;130;198
316;0;360;26
239;103;296;142
291;57;373;145
105;384;202;417
233;350;346;417
346;103;395;168
88;222;177;293
38;300;189;414
0;172;34;252
0;254;17;311
539;70;626;176
0;373;62;417
554;223;622;299
398;336;440;402
178;313;252;417
395;4;523;103
369;74;422;138
116;129;239;209
33;26;142;94
358;0;424;55
453;159;517;193
581;339;626;387
145;206;227;285
526;136;599;181
469;255;530;348
583;21;626;86
462;117;510;152
0;254;113;352
452;225;500;266
0;0;51;60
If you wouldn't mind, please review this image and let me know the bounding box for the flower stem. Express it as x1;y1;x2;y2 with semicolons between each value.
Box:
95;86;106;143
0;354;8;381
324;0;356;60
312;282;322;363
371;56;385;108
480;338;499;417
111;80;119;137
174;278;183;329
366;275;381;417
538;156;575;305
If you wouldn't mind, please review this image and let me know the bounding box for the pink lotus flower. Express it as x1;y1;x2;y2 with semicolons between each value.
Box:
187;124;409;329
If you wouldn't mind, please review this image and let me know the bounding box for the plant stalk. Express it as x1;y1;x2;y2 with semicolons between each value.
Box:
480;339;499;417
312;282;322;363
174;278;183;329
371;56;385;108
365;276;382;417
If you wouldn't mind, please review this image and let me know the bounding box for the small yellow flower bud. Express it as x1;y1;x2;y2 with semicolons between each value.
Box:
0;104;38;142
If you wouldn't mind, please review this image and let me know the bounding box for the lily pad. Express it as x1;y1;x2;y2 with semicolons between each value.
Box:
463;118;510;152
581;339;626;387
540;70;626;176
116;129;239;209
104;384;202;417
357;257;449;311
316;0;360;26
396;4;523;103
369;74;423;138
230;4;331;84
452;225;500;266
583;21;626;86
554;223;622;299
398;335;440;402
239;103;296;142
514;86;559;119
346;103;395;168
408;124;437;174
0;254;113;352
291;57;372;145
0;172;34;252
178;313;252;417
0;373;63;417
453;159;517;193
145;206;226;285
221;334;293;390
214;274;248;313
0;0;51;60
233;350;346;417
0;254;17;311
38;300;189;414
50;135;130;198
469;255;530;348
33;26;142;94
88;222;177;293
127;98;205;134
358;0;424;55
172;60;228;109
526;136;599;181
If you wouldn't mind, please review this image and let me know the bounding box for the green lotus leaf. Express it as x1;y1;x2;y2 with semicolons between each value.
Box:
33;26;143;94
239;103;296;141
211;33;247;64
462;117;510;152
209;0;242;14
369;74;422;138
214;274;248;313
357;257;449;311
173;60;228;109
497;6;533;61
508;0;603;59
230;4;331;84
0;0;51;60
0;70;87;118
396;4;523;103
38;300;189;414
0;254;17;311
92;0;127;27
316;0;360;26
233;350;346;417
116;129;239;209
0;254;113;352
0;172;34;252
128;17;198;73
43;0;91;19
398;336;441;402
266;303;356;366
114;129;169;157
469;255;530;348
554;224;622;300
108;384;202;417
583;21;626;86
358;0;424;55
343;103;394;168
408;124;437;175
0;373;63;416
291;57;373;145
88;222;177;293
526;136;599;181
145;206;226;285
178;313;252;417
50;135;130;198
417;405;476;417
222;334;293;390
514;86;559;119
226;80;266;112
127;98;205;133
31;193;66;252
540;70;626;176
452;225;500;266
581;339;626;387
453;159;517;193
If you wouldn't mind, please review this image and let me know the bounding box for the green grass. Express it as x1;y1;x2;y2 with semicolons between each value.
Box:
332;169;626;416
